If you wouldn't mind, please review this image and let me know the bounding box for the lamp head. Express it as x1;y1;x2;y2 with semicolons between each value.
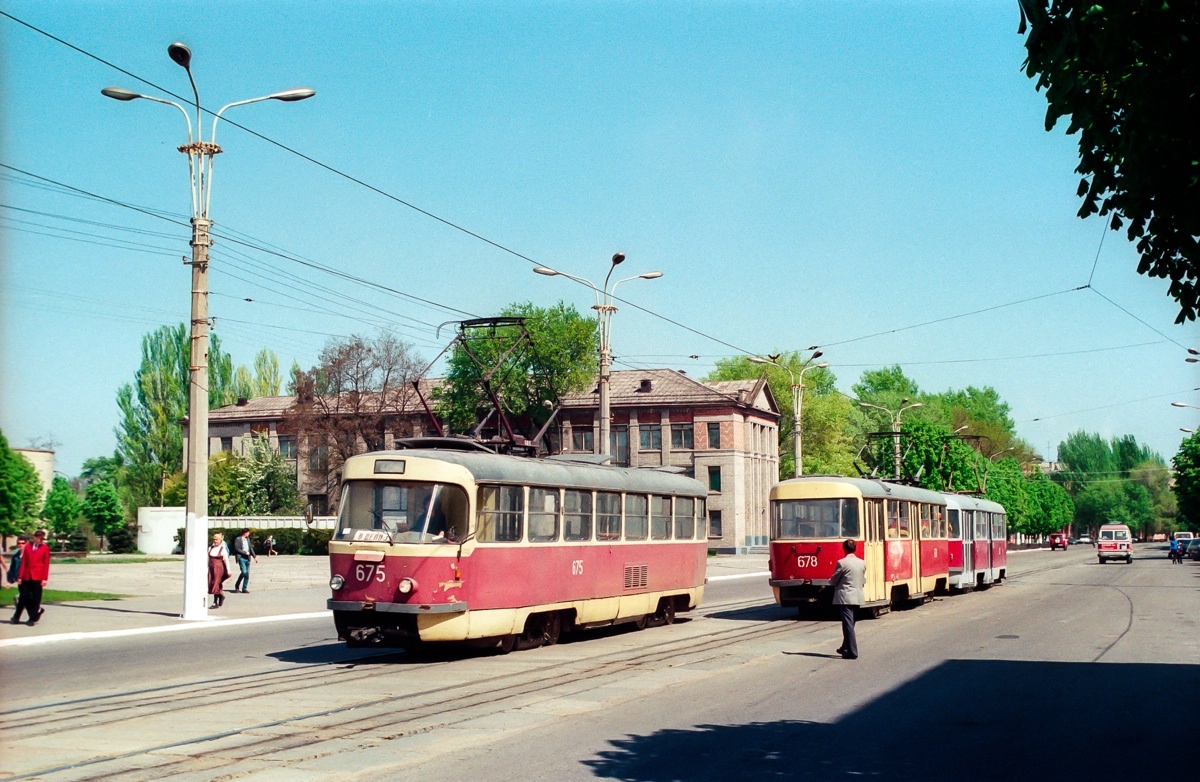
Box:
101;87;141;101
533;267;559;276
167;42;192;69
814;362;829;369
639;271;663;279
1172;402;1190;408
270;88;316;102
611;252;625;266
810;350;823;360
900;398;909;405
908;402;923;409
748;357;769;365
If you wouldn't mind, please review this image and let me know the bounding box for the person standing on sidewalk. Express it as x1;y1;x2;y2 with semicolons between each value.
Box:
232;528;258;593
5;534;29;587
10;530;50;626
829;538;866;660
208;533;230;609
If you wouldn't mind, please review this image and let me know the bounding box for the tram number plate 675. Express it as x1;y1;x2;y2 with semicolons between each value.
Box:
355;564;386;582
795;554;818;568
571;560;584;576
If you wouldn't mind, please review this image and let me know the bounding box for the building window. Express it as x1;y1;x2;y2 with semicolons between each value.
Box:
278;435;297;459
708;466;722;492
610;426;629;466
639;424;662;450
220;437;233;452
307;494;329;516
308;442;329;473
709;510;723;538
707;422;721;449
571;428;594;452
670;423;694;450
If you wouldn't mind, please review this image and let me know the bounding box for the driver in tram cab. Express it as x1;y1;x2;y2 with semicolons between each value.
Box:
419;492;452;541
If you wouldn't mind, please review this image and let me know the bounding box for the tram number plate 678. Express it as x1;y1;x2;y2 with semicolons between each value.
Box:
795;555;818;568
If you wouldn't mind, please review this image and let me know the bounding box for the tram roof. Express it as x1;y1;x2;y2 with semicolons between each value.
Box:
772;476;946;504
345;449;708;497
941;493;1006;514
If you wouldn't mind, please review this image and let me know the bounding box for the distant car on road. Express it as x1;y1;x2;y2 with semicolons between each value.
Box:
1188;539;1200;561
1049;533;1068;550
1077;535;1092;545
1097;524;1133;564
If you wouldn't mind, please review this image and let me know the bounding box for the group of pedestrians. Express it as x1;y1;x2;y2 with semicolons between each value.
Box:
5;529;51;626
207;528;259;608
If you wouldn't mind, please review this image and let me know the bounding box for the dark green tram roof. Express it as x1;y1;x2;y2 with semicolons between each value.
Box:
351;449;708;498
774;475;947;504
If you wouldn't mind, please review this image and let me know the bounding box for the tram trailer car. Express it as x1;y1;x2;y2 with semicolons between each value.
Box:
768;477;952;615
326;447;709;651
944;494;1008;590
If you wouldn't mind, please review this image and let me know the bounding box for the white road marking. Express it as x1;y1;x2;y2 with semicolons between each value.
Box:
0;611;330;648
708;571;769;582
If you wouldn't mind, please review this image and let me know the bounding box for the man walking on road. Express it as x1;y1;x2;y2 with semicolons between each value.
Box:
232;528;258;593
829;538;866;660
10;529;50;626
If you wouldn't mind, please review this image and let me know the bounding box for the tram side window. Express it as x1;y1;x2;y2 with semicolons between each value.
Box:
886;501;900;540
564;490;593;541
528;488;560;543
975;512;989;540
477;485;523;543
842;501;860;538
869;500;884;541
948;509;960;539
675;497;695;539
934;505;945;537
899;502;911;538
650;495;672;540
596;491;622;541
919;503;931;537
992;515;1005;541
625;494;649;540
697;498;707;538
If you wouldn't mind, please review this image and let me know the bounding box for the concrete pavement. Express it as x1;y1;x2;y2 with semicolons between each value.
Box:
0;552;772;646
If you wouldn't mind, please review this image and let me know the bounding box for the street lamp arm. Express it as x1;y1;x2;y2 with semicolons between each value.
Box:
102;89;194;142
610;271;663;301
857;400;889;414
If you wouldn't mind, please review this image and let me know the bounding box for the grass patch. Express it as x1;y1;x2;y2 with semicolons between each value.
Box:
1;587;125;604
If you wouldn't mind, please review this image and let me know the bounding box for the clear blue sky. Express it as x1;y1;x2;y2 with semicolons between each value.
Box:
1;1;1196;476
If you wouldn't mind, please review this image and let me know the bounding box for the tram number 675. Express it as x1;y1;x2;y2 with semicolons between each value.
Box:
355;564;386;582
571;560;584;576
795;555;818;568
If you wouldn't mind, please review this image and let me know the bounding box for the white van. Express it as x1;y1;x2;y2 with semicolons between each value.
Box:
1097;524;1133;564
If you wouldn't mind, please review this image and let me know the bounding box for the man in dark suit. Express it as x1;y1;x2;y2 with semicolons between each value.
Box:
829;538;866;660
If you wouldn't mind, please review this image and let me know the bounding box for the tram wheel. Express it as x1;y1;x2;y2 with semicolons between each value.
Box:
492;634;516;655
538;612;562;646
652;598;676;626
633;615;649;631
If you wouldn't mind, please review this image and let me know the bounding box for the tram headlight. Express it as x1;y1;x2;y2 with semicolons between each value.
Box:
329;575;345;591
398;577;417;594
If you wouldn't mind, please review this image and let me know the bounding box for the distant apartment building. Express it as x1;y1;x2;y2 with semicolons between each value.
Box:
201;369;779;553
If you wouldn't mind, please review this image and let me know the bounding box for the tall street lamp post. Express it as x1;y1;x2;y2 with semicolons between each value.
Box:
103;43;314;620
749;351;828;477
534;256;662;456
858;398;923;480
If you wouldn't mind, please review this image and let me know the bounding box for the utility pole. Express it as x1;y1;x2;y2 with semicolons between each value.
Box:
858;398;923;481
103;43;314;619
749;351;827;477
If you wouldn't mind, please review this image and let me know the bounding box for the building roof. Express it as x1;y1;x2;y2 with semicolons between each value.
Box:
209;371;778;422
560;369;778;417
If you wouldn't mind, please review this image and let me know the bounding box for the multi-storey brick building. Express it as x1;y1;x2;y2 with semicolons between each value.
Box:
202;369;779;553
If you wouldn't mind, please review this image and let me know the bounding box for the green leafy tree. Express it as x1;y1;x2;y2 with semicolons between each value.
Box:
0;430;43;544
1172;433;1200;531
436;302;598;436
81;480;125;552
1073;479;1154;534
106;521;137;554
1026;470;1075;537
41;476;81;545
1019;0;1200;322
115;324;238;510
985;457;1035;536
707;352;854;477
252;349;282;396
164;435;301;517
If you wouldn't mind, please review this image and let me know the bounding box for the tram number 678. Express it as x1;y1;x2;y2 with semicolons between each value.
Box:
795;555;818;568
571;560;584;576
355;564;386;583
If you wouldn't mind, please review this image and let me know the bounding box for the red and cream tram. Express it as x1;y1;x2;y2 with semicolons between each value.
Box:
325;443;709;650
945;494;1008;590
768;477;951;614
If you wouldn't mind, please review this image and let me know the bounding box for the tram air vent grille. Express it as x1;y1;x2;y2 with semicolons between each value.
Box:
624;564;649;590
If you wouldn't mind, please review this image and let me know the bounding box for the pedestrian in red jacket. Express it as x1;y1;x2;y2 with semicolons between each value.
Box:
11;529;51;626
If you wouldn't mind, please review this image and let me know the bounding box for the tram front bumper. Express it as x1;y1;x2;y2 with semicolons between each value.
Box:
327;599;468;614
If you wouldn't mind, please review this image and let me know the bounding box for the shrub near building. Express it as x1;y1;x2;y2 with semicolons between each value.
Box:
174;527;331;556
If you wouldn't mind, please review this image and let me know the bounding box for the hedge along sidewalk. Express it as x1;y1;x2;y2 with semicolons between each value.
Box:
174;527;333;556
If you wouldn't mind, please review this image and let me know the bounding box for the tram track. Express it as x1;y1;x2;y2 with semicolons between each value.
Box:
3;595;796;780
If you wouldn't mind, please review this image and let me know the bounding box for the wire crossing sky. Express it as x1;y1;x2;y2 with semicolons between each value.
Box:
0;2;1195;474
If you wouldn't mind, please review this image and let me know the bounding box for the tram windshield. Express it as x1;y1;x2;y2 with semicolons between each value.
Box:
337;480;469;544
772;499;860;540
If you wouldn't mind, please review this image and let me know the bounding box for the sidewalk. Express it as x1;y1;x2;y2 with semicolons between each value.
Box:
1;553;769;647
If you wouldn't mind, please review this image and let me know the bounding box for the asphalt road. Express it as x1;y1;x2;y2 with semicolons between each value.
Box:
2;546;1197;781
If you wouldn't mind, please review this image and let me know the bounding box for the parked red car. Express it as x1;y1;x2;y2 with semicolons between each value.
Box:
1049;533;1068;551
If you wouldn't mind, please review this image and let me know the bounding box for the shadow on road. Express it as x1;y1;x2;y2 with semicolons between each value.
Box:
581;659;1199;781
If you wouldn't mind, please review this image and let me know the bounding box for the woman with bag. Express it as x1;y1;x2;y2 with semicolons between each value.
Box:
207;532;230;608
